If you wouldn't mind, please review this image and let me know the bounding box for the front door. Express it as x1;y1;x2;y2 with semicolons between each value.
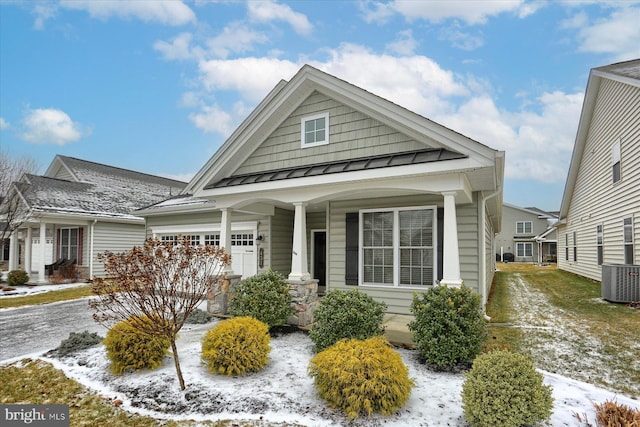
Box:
312;231;326;293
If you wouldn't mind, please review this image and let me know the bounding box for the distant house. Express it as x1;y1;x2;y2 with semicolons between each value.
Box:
137;65;505;315
2;155;186;282
495;203;558;263
557;59;640;281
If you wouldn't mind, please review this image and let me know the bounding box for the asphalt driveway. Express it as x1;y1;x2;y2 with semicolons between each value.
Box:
0;298;106;362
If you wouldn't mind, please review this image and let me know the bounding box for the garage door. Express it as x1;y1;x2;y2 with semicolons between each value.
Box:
231;232;257;278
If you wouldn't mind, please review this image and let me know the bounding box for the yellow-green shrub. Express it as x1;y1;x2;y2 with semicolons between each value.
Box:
308;336;414;419
461;350;553;427
201;317;270;376
103;316;171;375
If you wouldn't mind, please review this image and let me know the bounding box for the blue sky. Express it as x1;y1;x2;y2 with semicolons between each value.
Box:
1;1;639;212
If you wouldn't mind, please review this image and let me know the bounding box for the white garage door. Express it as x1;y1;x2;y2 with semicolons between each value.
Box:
31;238;54;273
231;232;257;278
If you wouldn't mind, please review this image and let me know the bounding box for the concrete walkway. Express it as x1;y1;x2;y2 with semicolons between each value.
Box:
383;313;414;348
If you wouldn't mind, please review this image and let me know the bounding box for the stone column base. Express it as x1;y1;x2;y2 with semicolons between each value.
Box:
287;278;319;327
207;274;242;314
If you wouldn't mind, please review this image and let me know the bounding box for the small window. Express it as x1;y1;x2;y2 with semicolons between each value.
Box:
516;221;532;234
565;234;569;261
624;217;634;264
204;234;220;246
301;113;329;147
596;225;603;266
573;231;578;262
612;139;621;183
516;242;533;258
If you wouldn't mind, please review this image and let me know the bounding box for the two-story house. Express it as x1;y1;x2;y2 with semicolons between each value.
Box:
495;203;557;263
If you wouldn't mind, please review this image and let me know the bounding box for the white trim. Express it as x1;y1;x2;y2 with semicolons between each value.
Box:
516;242;533;257
358;205;437;288
150;221;258;235
300;112;329;148
516;221;533;234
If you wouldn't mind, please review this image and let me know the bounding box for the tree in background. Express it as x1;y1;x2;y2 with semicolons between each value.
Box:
90;237;230;390
0;151;39;243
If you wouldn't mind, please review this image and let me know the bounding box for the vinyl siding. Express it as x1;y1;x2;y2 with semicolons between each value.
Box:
233;91;429;175
328;194;481;314
91;222;146;278
558;78;640;281
270;207;293;276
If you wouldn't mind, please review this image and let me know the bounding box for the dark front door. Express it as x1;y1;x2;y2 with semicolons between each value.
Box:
313;231;326;292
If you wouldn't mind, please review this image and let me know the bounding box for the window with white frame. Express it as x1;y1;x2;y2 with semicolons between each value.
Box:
516;221;533;234
612;139;621;183
596;225;604;265
59;227;79;261
204;234;220;246
301;113;329;147
565;234;569;261
361;206;435;287
573;231;578;262
516;242;533;258
624;217;634;264
231;233;254;246
160;235;178;243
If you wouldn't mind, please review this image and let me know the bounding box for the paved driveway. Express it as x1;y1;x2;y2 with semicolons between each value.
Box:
0;298;106;362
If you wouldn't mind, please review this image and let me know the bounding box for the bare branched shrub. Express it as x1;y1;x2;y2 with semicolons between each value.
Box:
594;399;640;427
90;236;230;390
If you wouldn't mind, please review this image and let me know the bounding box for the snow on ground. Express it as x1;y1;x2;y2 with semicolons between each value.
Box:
508;271;640;396
0;281;90;298
40;319;638;427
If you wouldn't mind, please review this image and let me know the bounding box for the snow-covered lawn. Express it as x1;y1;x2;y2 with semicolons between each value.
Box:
0;281;89;298
40;319;638;427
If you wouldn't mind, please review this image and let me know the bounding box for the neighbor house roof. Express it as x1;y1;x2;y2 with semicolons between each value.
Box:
13;156;187;221
559;59;640;220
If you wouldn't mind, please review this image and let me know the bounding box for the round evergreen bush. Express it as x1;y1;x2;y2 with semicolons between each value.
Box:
103;316;170;375
201;316;270;376
408;285;487;370
309;289;386;352
308;336;414;419
55;331;104;356
7;270;29;286
462;350;554;427
229;270;294;327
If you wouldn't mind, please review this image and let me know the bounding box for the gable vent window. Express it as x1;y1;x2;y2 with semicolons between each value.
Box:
301;113;329;148
612;139;621;183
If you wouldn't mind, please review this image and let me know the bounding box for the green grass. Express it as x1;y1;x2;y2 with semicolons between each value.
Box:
0;285;94;309
485;262;640;396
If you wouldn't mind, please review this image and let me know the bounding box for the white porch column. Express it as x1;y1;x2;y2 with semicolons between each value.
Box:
288;202;311;281
38;223;47;282
25;227;32;274
220;208;233;273
8;231;18;271
440;191;463;287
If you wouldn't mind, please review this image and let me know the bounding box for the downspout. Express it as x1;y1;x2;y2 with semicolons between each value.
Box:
89;219;97;280
481;188;501;321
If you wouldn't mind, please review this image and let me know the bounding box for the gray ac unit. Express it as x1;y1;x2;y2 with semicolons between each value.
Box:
601;264;640;303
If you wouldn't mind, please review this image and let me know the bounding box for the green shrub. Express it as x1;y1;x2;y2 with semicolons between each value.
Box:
201;317;270;376
461;350;553;427
308;336;414;419
103;316;170;375
7;270;29;286
55;331;104;356
309;289;386;352
184;308;211;324
408;285;487;370
229;270;294;327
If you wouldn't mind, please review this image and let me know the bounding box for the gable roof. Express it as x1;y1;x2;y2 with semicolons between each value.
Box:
14;156;187;221
184;64;503;196
559;59;640;220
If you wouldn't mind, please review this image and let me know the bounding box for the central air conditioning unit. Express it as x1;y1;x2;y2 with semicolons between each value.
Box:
601;264;640;303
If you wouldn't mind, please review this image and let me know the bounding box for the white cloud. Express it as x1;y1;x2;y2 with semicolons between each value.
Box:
154;33;200;61
198;57;300;102
560;11;588;29
32;3;57;30
439;25;484;50
0;117;9;130
574;7;640;61
188;104;234;135
363;0;533;25
434;91;584;183
206;22;269;59
247;1;313;35
20;108;89;145
385;29;418;56
59;0;196;26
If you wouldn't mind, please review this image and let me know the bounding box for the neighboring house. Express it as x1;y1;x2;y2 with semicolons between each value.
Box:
137;65;505;315
557;59;640;281
2;155;186;282
495;203;558;263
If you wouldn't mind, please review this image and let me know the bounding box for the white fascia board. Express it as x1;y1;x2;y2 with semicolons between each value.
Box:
33;212;144;225
135;202;217;217
44;156;79;182
150;221;258;235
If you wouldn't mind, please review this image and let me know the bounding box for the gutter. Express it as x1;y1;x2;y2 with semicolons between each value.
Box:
481;188;502;321
89;219;97;280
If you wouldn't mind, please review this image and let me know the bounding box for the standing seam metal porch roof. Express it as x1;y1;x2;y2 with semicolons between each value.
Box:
206;147;467;189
